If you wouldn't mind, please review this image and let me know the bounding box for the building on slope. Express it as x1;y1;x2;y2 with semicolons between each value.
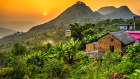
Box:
86;31;136;55
98;31;136;53
126;31;140;43
120;24;133;31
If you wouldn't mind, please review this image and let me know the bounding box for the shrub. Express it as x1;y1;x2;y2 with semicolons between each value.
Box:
117;61;134;74
11;43;27;55
0;67;14;78
27;51;45;66
0;51;10;66
42;59;71;78
3;57;14;67
129;69;140;79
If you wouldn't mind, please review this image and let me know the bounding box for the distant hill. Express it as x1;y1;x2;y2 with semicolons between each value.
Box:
97;6;117;15
0;27;16;38
102;6;136;19
0;21;38;32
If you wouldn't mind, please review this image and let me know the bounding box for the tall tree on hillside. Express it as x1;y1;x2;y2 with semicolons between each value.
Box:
11;43;27;55
81;28;97;37
70;23;95;40
70;23;82;40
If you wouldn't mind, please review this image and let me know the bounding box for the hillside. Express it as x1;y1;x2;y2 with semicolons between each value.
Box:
0;27;16;38
105;6;136;19
97;6;117;15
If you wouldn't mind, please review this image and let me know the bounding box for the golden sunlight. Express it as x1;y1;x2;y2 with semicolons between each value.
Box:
43;12;47;16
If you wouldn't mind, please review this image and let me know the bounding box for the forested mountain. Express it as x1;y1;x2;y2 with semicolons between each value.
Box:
97;6;136;19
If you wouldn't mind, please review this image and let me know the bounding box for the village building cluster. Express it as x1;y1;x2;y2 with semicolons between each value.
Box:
65;16;140;58
85;16;140;58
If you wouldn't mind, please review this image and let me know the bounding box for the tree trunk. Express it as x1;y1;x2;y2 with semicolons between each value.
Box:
68;53;71;64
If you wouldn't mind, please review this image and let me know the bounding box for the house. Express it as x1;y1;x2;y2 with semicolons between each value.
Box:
86;31;136;54
120;24;133;31
65;30;71;37
126;31;140;43
85;42;101;58
98;31;136;53
86;42;98;53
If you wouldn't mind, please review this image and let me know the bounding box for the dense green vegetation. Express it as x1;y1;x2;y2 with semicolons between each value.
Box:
0;39;140;79
0;18;138;51
0;19;140;78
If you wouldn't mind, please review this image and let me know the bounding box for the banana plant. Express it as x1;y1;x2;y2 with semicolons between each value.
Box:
67;38;81;64
54;43;67;61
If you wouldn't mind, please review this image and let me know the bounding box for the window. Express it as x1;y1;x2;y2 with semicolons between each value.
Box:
110;38;114;42
129;26;133;30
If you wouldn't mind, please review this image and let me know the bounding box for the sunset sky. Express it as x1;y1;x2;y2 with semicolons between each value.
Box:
0;0;140;31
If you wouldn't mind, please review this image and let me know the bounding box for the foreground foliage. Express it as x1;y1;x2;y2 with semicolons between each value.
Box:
0;41;140;79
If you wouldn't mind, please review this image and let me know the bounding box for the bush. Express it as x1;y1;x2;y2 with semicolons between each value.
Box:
0;51;10;66
129;69;140;79
3;57;14;67
0;67;14;78
117;61;134;74
11;43;27;55
27;51;45;66
42;59;71;78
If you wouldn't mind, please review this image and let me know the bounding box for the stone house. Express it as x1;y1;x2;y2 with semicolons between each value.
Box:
86;42;98;53
86;31;136;53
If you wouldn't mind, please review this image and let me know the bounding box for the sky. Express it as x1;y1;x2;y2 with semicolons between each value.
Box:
0;0;140;31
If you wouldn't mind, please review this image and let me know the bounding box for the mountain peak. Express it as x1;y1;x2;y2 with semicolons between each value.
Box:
117;6;132;13
119;6;129;8
76;1;86;5
118;6;130;11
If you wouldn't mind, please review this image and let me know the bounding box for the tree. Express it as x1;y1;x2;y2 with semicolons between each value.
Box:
81;28;97;37
11;43;27;55
70;23;96;40
70;23;82;40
